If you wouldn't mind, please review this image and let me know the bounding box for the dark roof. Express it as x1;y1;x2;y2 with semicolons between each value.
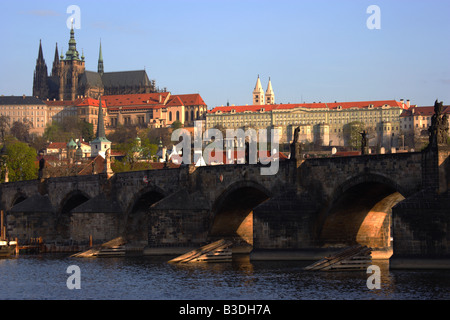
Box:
79;71;104;88
9;194;55;213
101;70;151;88
0;96;47;105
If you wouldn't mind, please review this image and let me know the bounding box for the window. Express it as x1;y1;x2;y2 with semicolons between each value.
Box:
169;112;172;121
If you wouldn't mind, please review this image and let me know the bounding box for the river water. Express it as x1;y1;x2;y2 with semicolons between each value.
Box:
0;254;449;301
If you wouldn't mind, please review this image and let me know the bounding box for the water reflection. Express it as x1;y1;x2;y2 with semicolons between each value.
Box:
0;254;449;300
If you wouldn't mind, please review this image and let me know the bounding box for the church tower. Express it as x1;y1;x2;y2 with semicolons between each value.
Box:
32;40;49;99
90;95;111;158
97;41;104;76
265;77;275;105
253;75;265;105
59;23;85;101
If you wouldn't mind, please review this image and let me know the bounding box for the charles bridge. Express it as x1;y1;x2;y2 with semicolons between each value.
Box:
1;141;449;269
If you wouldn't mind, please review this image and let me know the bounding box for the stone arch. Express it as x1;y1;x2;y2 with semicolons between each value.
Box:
123;184;166;244
318;173;405;258
56;190;91;240
59;190;91;215
11;192;27;208
209;180;271;251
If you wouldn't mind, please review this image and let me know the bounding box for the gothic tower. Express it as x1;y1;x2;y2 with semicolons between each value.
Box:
32;40;49;99
98;41;104;76
253;75;265;105
51;43;60;77
59;24;85;101
265;77;275;105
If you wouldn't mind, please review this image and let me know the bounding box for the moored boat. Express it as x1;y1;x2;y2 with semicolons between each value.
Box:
0;240;17;258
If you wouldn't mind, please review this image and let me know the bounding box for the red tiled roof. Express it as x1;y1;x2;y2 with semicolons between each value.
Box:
76;97;107;108
47;142;67;150
46;99;81;107
400;105;450;117
209;100;406;114
175;94;206;106
166;95;184;107
103;92;171;107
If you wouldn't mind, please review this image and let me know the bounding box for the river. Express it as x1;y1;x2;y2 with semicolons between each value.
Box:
1;254;449;301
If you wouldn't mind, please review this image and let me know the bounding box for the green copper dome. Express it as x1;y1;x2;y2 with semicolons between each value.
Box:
67;138;77;149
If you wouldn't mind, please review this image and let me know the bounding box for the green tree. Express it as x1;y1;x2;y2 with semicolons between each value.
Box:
343;121;365;150
5;141;38;182
80;121;95;142
171;120;183;130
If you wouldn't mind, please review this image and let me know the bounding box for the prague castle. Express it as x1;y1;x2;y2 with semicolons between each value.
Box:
206;76;422;150
33;24;161;102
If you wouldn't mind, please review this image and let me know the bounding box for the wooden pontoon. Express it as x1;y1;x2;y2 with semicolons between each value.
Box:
304;245;372;271
169;239;233;263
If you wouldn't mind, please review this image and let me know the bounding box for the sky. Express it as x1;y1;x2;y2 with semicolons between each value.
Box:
1;0;449;109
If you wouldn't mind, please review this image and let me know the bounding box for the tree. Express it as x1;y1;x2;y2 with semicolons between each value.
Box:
0;115;10;142
343;121;365;150
5;141;38;182
80;121;95;142
10;121;31;143
171;120;183;130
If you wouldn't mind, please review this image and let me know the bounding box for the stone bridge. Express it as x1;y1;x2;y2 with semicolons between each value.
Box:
1;145;449;268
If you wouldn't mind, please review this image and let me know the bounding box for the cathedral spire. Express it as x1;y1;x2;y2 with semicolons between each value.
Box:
65;23;80;60
51;42;60;77
33;40;49;99
37;39;44;62
98;40;104;75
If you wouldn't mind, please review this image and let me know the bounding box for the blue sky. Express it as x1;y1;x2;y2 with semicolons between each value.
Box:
1;0;449;108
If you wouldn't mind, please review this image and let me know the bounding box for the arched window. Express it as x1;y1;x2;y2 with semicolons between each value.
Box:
169;112;172;121
185;111;189;121
176;111;180;121
191;110;194;120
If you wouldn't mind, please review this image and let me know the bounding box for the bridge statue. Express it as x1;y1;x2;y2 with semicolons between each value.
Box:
360;130;368;155
290;127;301;161
428;99;449;147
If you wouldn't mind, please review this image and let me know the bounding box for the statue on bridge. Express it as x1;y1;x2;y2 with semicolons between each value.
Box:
428;100;449;147
290;127;301;161
360;130;368;155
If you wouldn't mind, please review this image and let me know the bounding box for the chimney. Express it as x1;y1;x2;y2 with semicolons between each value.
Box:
406;99;410;108
159;95;162;103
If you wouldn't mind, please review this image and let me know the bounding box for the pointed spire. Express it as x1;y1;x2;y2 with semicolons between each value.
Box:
37;39;44;62
96;95;107;140
253;74;265;105
265;77;275;105
254;74;263;91
266;77;273;93
98;40;104;75
65;22;79;60
51;43;60;77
